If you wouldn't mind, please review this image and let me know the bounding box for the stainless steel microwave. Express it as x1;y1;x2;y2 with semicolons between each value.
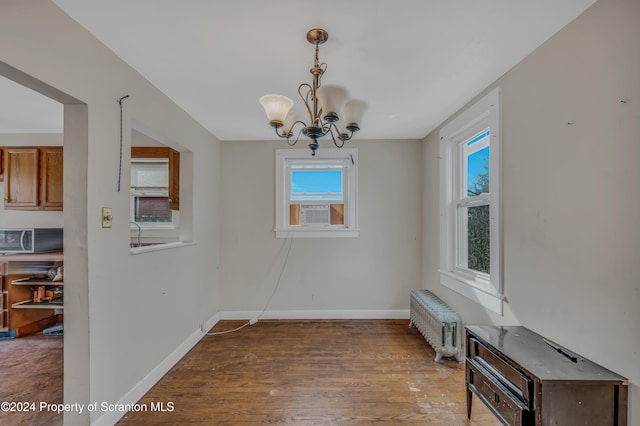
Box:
0;228;63;254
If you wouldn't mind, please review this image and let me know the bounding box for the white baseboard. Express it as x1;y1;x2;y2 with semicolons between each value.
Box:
92;309;407;425
219;309;409;320
92;312;221;426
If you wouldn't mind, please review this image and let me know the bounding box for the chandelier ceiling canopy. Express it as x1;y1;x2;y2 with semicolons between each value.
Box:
259;28;366;156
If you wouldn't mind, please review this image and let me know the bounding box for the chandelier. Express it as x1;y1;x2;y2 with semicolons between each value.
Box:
259;28;366;156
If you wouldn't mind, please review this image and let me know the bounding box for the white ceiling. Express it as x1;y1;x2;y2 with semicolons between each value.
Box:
3;0;597;140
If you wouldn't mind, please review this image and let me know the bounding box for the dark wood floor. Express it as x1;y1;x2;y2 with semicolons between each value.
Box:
119;320;499;425
0;334;63;426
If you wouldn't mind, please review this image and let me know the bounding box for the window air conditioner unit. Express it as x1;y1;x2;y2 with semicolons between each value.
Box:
299;204;330;225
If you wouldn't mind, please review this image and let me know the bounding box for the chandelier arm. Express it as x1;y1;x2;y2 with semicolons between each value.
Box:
329;122;343;138
275;120;307;140
313;64;327;115
290;120;307;136
314;117;326;129
274;127;289;139
319;63;327;76
318;120;333;137
298;83;315;121
327;126;345;148
287;127;305;146
332;122;354;143
341;131;354;142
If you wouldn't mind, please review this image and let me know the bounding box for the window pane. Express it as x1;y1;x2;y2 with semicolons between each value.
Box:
135;196;172;223
466;130;490;147
467;146;490;196
291;170;343;201
467;205;490;274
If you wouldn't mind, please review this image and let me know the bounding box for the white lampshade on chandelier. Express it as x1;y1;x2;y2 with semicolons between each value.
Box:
259;28;366;156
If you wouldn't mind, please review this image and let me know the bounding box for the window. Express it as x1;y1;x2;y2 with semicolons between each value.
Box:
128;128;192;253
291;168;343;201
130;158;177;228
439;87;502;314
276;148;358;238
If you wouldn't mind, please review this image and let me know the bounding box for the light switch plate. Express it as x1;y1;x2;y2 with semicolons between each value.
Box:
102;207;113;228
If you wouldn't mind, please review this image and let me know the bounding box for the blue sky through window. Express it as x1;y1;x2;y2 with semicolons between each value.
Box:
291;170;343;200
466;131;490;196
467;130;490;146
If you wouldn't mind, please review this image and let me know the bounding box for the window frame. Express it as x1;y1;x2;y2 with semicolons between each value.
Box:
439;87;502;314
129;158;178;230
275;148;358;238
457;131;490;276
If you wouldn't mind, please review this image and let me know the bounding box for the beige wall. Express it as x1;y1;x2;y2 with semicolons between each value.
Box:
422;0;639;422
220;139;422;315
1;1;221;424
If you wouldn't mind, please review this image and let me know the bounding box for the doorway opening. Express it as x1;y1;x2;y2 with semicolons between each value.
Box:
0;60;89;425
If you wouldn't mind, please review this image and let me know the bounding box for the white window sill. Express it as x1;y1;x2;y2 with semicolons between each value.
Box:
130;225;178;231
275;227;360;238
440;270;503;315
130;241;194;255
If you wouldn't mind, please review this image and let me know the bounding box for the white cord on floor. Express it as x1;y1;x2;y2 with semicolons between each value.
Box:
207;230;294;336
206;321;250;336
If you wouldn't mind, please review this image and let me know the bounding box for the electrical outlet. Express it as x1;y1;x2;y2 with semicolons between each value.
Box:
102;207;113;228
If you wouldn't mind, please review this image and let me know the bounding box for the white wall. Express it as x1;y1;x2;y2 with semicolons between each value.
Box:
422;0;639;422
0;133;64;228
1;1;221;424
220;139;422;316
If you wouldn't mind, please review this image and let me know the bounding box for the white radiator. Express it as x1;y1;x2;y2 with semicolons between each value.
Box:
409;289;463;363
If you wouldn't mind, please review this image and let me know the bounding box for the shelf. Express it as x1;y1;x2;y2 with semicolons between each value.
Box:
11;277;63;286
0;252;63;262
12;297;63;310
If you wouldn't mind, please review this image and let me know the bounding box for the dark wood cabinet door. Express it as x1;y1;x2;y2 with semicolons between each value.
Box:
168;148;180;211
4;148;39;209
40;147;64;210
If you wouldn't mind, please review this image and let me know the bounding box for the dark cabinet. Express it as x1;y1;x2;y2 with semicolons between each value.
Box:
39;147;64;210
168;147;180;210
465;325;627;426
4;147;39;209
3;147;63;211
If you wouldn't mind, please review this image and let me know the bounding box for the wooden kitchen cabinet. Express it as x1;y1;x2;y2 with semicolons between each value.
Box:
39;147;64;210
3;147;63;211
3;147;39;208
168;147;180;210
